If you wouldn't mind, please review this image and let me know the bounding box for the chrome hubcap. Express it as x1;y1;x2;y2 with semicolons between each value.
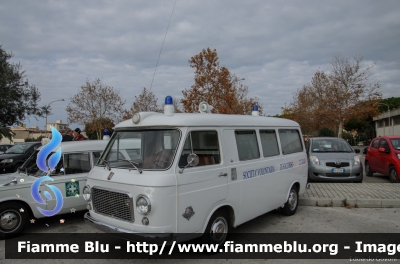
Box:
1;211;20;231
288;190;298;210
210;217;228;243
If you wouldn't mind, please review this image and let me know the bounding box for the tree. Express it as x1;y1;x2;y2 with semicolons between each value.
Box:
66;78;125;130
84;117;114;140
318;127;335;137
0;45;44;140
181;48;262;115
283;54;381;137
123;87;160;120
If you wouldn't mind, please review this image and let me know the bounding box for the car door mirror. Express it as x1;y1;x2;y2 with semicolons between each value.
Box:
179;153;199;174
378;147;390;154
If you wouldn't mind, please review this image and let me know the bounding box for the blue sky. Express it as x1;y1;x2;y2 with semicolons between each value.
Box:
1;0;399;129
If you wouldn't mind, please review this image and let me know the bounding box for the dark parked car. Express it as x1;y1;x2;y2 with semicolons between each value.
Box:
365;136;400;183
363;147;369;155
0;142;41;174
0;144;13;154
306;137;363;183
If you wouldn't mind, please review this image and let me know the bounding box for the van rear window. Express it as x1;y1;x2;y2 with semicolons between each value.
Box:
278;129;303;155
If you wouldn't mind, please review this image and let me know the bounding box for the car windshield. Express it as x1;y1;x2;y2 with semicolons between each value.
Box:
98;129;180;171
19;150;64;177
390;138;400;150
5;144;33;154
311;139;353;152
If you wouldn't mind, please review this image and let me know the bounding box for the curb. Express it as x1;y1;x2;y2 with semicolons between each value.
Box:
299;197;400;208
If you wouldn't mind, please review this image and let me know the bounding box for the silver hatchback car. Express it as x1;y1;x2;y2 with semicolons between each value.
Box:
306;137;363;183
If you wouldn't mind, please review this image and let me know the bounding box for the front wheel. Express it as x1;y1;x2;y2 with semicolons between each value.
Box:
0;202;29;238
281;185;299;216
365;162;374;176
389;166;399;183
201;210;230;247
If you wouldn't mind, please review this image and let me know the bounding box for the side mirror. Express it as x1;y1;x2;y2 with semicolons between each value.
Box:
354;149;360;153
378;147;390;153
179;153;199;174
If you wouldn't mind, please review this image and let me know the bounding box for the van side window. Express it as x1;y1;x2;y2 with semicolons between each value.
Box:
179;131;220;168
278;129;303;155
235;130;260;161
260;130;280;157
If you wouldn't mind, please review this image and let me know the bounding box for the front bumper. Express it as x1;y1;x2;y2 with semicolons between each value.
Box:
308;164;363;182
84;212;173;244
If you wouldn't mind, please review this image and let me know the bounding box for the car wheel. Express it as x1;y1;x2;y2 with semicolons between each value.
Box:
0;202;29;238
389;166;399;183
201;209;230;247
281;185;299;216
365;162;374;177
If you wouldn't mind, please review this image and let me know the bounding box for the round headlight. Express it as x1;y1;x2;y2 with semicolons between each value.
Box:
136;195;151;215
132;113;141;124
83;185;91;201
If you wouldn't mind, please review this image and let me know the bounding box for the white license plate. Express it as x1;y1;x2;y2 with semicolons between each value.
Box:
332;168;345;173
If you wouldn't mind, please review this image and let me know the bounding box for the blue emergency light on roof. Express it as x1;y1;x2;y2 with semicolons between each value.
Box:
103;129;110;140
164;95;174;116
252;105;259;116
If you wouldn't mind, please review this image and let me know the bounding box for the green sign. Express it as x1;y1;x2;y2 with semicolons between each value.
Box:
65;181;80;197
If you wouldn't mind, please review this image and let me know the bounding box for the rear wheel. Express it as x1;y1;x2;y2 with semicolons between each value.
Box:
389;166;399;183
365;162;374;177
281;185;299;216
201;209;230;247
0;202;29;238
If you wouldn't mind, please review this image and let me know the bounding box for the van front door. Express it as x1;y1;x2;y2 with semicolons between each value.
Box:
176;129;228;233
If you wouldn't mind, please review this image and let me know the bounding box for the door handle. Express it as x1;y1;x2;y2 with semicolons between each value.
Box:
219;172;228;177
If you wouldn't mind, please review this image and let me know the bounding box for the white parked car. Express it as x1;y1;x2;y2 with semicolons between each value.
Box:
0;140;108;237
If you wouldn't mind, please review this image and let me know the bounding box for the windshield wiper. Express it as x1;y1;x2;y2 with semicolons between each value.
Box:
119;159;142;174
99;158;111;171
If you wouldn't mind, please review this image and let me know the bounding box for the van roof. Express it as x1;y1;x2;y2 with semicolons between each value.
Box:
38;140;108;152
115;112;299;129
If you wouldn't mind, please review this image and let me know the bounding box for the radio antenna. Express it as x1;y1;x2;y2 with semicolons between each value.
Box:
149;0;177;91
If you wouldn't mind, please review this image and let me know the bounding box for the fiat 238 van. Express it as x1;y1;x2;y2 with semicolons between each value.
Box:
84;96;308;246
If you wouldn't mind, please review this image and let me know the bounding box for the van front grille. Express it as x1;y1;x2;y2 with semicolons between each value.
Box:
92;187;134;222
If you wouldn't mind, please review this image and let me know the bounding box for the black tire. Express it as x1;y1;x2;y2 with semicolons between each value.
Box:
0;202;29;238
201;209;230;247
365;162;374;177
389;166;400;183
281;185;299;216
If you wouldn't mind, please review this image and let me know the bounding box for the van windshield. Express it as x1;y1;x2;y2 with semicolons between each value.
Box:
98;129;180;171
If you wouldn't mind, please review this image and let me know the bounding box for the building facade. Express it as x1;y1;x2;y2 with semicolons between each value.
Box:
373;108;400;136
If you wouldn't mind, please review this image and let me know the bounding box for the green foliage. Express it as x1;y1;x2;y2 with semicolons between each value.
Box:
318;127;335;137
379;97;400;112
0;127;15;140
25;135;45;142
0;45;44;129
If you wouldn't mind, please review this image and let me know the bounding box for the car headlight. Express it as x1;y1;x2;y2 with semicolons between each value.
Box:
310;156;319;165
0;159;13;164
397;154;400;160
136;195;151;215
354;156;360;166
83;185;91;201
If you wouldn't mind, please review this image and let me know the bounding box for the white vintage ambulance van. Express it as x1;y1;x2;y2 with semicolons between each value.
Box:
84;96;308;245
